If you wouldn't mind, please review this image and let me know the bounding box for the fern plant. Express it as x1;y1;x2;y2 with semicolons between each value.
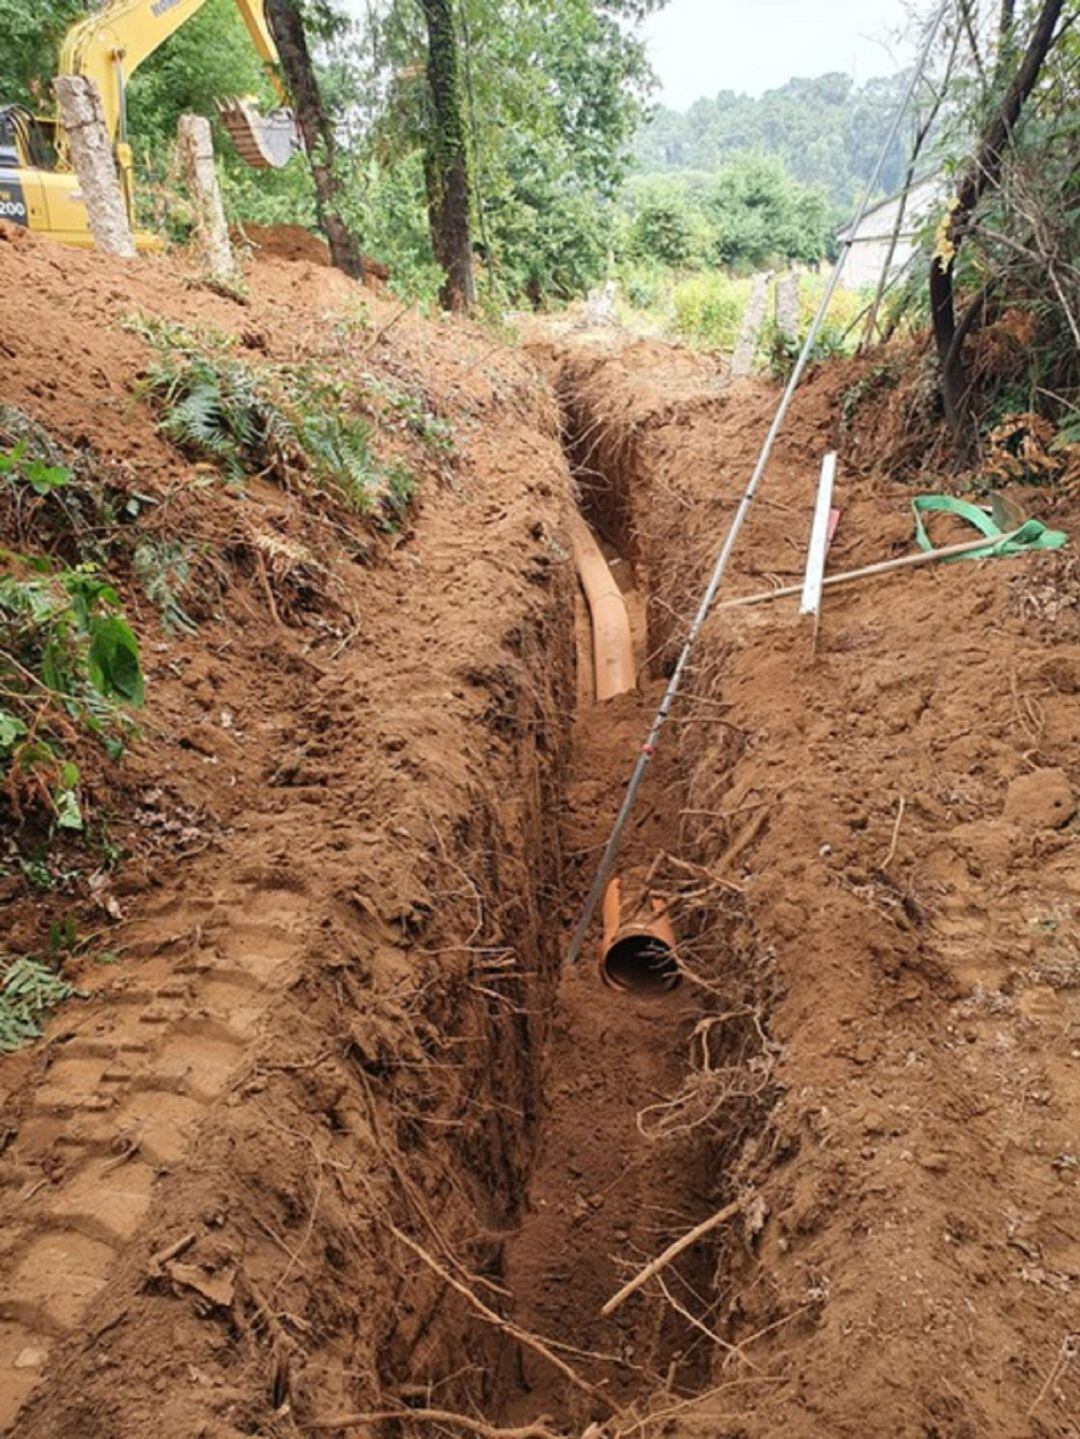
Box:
0;955;79;1054
130;316;420;525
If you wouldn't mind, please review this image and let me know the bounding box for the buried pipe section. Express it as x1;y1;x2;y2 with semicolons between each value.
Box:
569;512;680;993
567;510;636;703
601;869;680;993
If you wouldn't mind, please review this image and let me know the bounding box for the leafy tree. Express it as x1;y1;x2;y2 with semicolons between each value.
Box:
624;157;833;273
0;0;85;109
631;195;698;267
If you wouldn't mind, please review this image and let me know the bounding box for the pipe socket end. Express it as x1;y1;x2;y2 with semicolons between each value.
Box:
601;872;680;994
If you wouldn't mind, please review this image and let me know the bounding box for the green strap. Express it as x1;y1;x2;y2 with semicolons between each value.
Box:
912;494;1068;561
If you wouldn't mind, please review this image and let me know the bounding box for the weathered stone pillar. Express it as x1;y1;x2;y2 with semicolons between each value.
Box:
731;269;772;377
177;114;237;284
774;272;801;344
53;75;136;258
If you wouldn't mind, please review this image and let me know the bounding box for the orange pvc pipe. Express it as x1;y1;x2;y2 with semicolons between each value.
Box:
568;511;635;702
600;871;679;993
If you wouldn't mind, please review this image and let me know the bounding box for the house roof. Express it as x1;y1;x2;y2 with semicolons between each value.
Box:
835;169;945;241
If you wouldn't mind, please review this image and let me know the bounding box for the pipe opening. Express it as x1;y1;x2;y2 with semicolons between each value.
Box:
602;933;680;994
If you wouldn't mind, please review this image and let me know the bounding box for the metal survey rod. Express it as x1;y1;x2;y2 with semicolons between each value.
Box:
566;0;955;966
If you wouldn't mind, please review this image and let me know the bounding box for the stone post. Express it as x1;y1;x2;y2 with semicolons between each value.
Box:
731;269;772;377
774;272;801;344
53;75;136;258
177;114;238;284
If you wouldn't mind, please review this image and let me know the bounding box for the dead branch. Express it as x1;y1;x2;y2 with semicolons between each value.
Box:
600;1198;745;1317
306;1408;564;1438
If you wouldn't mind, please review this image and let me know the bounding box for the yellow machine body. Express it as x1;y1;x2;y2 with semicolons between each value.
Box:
0;0;297;251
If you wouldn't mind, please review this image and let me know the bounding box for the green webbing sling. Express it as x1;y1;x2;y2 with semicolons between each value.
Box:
912;494;1068;561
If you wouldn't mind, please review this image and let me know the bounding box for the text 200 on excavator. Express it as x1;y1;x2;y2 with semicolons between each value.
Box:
0;0;300;250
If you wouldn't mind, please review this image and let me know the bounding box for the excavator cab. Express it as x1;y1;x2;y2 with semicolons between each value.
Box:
0;106;66;239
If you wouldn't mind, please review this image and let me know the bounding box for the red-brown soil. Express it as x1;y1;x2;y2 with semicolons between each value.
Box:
0;222;575;1436
231;222;390;281
550;333;1080;1438
1;224;1078;1439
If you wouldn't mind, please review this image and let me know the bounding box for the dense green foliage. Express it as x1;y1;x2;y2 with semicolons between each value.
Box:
347;0;667;302
625;156;834;272
634;71;912;209
0;0;85;108
0;437;143;834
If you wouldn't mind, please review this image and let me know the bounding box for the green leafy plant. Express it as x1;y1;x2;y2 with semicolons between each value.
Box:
764;320;847;381
133;538;198;635
0;556;143;829
0;955;80;1054
0;443;72;497
671;272;750;352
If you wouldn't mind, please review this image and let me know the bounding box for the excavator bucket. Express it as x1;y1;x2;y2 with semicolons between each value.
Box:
217;100;301;169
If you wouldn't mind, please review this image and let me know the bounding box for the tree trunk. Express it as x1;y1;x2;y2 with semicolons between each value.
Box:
419;0;475;312
930;0;1065;436
53;75;136;259
264;0;364;281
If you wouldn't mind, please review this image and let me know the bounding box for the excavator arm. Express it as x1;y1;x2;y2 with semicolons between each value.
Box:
58;0;297;166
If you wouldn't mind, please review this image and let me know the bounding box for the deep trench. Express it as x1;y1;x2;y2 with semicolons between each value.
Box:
391;369;765;1433
0;358;770;1439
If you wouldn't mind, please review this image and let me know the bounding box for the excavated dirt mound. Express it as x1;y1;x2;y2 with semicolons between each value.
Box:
0;222;575;1436
551;332;1080;1438
232;222;391;282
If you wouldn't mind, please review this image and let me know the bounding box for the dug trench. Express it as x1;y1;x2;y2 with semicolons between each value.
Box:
2;232;1079;1439
0;232;760;1439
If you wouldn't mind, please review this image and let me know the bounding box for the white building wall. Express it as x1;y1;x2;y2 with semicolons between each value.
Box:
838;176;944;289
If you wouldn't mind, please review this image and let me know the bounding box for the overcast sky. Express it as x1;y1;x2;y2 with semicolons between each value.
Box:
641;0;916;109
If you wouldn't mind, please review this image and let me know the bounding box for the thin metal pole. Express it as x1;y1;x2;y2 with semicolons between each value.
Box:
566;0;954;967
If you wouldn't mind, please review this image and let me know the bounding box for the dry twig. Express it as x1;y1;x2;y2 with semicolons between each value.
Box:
600;1198;745;1316
306;1408;564;1438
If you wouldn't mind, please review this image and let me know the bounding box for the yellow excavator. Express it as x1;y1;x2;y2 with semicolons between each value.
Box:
0;0;300;250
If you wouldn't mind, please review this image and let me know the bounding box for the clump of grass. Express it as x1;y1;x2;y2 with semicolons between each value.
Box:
670;272;752;351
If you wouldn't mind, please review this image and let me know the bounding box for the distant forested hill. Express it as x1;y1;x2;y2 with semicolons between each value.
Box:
633;71;912;209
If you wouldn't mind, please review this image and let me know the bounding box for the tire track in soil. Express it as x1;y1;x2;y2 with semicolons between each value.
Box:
0;823;313;1429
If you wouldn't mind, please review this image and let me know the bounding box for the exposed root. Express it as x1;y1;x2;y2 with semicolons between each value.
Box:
635;1013;774;1142
306;1408;568;1438
384;1219;623;1416
600;1198;745;1317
